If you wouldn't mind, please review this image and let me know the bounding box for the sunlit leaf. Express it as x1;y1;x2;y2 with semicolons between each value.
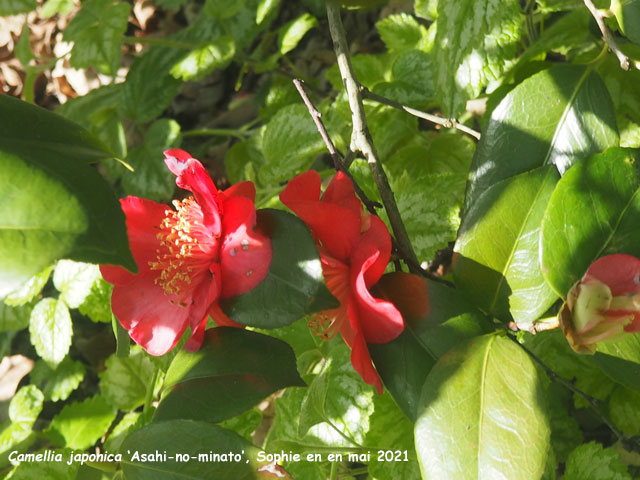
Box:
29;298;72;368
47;395;116;449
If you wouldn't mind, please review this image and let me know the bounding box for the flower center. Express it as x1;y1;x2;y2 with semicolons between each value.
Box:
149;196;218;296
308;311;342;340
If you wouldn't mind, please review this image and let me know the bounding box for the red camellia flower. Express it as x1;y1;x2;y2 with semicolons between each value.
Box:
559;253;640;353
280;170;404;393
100;149;272;356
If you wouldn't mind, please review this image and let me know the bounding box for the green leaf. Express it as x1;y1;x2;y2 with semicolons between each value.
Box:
219;408;262;442
47;395;116;449
4;266;52;307
63;0;131;74
221;209;338;328
609;385;640;436
0;385;43;456
541;148;640;296
120;420;277;480
0;302;32;332
299;345;374;445
99;346;160;411
257;0;279;24
366;393;421;480
415;334;551;479
122;119;181;201
6;449;78;480
53;260;101;309
154;327;304;423
455;166;559;323
563;442;631;480
375;13;429;52
613;0;640;44
369;273;491;420
78;277;113;323
326;54;387;91
593;333;640;393
103;412;141;453
278;13;317;55
0;95;135;297
225;136;265;186
40;0;75;17
0;0;36;15
30;357;85;402
203;0;245;18
467;65;618;209
170;36;236;81
433;0;523;116
259;104;328;185
366;105;418;161
29;298;72;368
15;21;33;67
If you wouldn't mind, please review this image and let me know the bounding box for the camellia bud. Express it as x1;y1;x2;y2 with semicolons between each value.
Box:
559;254;640;354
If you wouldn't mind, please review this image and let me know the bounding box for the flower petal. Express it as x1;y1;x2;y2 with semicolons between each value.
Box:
223;181;256;202
346;300;383;394
111;275;191;356
584;253;640;296
280;171;362;261
323;171;363;215
350;244;404;344
100;196;167;286
163;149;222;236
219;196;272;298
355;216;392;286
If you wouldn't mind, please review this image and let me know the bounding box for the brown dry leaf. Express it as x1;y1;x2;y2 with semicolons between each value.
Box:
0;355;34;401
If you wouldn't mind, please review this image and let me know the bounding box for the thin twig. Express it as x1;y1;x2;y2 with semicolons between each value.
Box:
326;3;420;272
293;78;454;287
583;0;630;70
360;87;481;141
509;334;640;451
292;78;382;215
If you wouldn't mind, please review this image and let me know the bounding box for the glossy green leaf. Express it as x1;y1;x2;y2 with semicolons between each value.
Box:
369;273;491;421
0;95;135;297
99;347;160;411
257;0;278;24
593;333;640;393
415;334;551;480
299;345;374;444
613;0;640;44
104;412;141;453
170;36;236;81
47;395;116;449
121;420;283;480
541;148;640;296
563;442;631;480
433;0;523;116
221;209;338;328
0;385;43;456
0;0;36;14
155;328;304;423
30;357;85;402
63;0;130;74
466;65;618;209
122;119;181;201
278;13;317;55
78;277;113;323
455;166;559;323
29;298;72;368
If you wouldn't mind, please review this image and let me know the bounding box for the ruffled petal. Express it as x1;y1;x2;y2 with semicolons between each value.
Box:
223;181;256;202
163;149;222;236
100;196;167;286
355;216;392;286
584;254;640;296
219;196;272;298
185;316;208;351
280;171;362;261
111;275;192;356
350;244;404;344
346;300;383;394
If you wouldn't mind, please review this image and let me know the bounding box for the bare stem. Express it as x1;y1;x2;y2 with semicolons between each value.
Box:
326;3;420;271
583;0;630;70
360;87;481;141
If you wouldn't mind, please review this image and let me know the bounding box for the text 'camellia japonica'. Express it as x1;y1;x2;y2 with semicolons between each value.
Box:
280;170;405;394
100;149;272;355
